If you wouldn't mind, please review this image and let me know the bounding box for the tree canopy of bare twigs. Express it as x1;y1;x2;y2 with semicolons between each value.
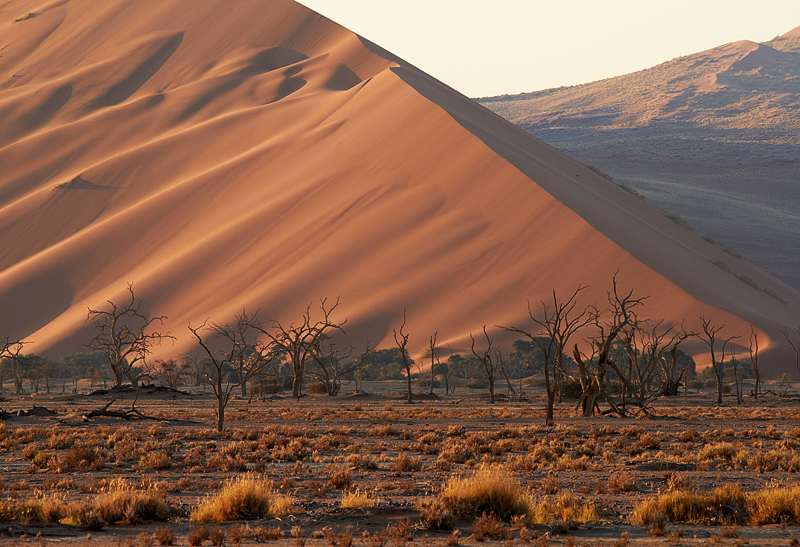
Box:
265;298;346;399
188;308;275;431
86;283;174;387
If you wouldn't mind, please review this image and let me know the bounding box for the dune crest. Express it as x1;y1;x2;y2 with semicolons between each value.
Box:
1;0;800;373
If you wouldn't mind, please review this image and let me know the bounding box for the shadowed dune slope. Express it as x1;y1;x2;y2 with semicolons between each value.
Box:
1;0;800;374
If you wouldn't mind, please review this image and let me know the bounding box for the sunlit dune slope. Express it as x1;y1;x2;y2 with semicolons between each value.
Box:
1;0;800;374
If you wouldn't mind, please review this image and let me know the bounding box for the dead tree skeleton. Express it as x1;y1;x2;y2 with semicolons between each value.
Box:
86;283;174;387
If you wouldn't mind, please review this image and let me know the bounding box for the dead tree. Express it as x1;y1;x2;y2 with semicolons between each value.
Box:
266;298;346;399
502;285;591;426
726;343;743;405
442;344;456;395
749;326;761;399
578;275;646;417
351;342;375;393
782;326;800;380
188;311;274;431
87;283;174;387
697;317;726;405
428;333;439;395
309;336;361;396
496;350;517;397
394;309;414;404
1;335;27;395
151;358;192;390
470;326;497;404
659;326;695;396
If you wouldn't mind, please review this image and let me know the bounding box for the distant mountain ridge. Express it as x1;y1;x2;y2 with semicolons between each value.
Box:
478;26;800;163
477;26;800;292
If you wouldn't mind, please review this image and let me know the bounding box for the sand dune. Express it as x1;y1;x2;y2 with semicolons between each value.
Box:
2;0;800;375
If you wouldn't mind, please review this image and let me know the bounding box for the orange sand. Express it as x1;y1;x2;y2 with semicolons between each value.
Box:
1;0;799;374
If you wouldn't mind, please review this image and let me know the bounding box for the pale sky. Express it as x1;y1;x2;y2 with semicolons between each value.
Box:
300;1;800;97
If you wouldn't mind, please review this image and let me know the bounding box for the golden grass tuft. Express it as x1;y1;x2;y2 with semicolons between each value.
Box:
747;486;800;525
341;488;376;508
633;484;747;525
191;475;292;522
440;465;533;521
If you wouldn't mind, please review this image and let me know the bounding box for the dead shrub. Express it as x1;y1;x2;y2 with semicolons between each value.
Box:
209;525;226;546
541;476;558;495
254;526;283;540
391;452;422;473
607;471;635;494
138;451;171;470
328;467;352;490
472;512;504;541
188;526;210;546
154;526;176;545
417;498;455;530
389;518;412;547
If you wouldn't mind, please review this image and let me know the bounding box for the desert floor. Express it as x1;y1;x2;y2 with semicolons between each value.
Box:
1;383;799;546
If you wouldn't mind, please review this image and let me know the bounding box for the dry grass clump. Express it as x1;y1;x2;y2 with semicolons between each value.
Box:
341;488;376;508
440;466;533;520
632;484;747;525
636;484;800;526
747;486;800;525
0;479;169;526
528;492;597;524
93;478;171;524
698;442;739;460
191;475;292;522
0;497;66;524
